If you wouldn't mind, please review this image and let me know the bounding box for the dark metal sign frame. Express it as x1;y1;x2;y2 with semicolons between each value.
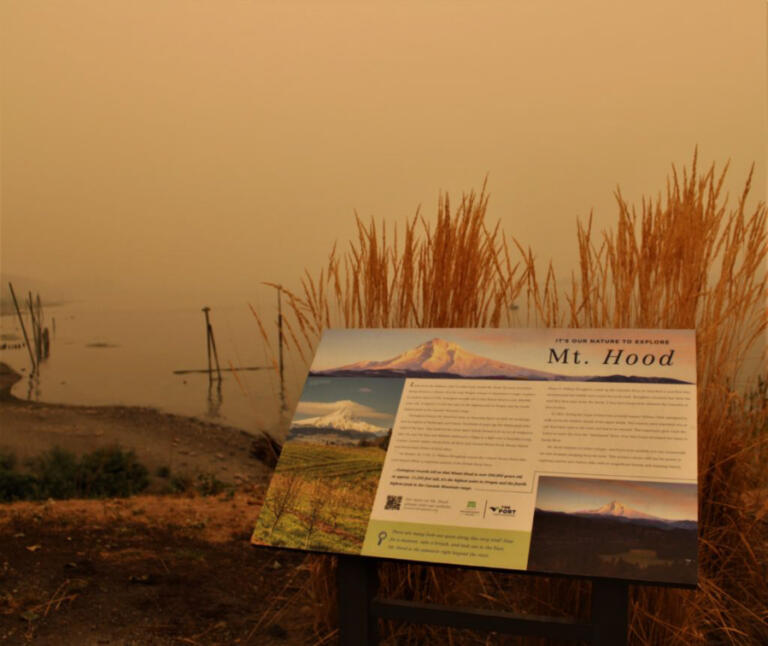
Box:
337;554;633;646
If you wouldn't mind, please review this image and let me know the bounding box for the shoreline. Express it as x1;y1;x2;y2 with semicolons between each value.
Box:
0;376;281;491
0;361;282;438
1;393;279;446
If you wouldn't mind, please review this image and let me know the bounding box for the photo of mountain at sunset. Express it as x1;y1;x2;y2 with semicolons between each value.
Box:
527;476;698;585
313;337;557;379
311;334;693;383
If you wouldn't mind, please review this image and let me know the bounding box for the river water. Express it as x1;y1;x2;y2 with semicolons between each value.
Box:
0;301;306;440
2;300;764;440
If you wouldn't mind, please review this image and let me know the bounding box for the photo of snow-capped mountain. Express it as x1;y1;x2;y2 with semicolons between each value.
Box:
575;500;660;520
528;476;698;584
286;377;404;446
311;337;690;383
313;337;558;379
572;500;697;530
292;400;388;434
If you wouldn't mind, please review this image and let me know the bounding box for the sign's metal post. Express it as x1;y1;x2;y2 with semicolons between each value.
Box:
591;579;629;646
337;555;379;646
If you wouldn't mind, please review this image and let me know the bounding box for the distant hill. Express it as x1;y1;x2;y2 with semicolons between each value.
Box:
543;504;697;531
288;425;391;447
575;500;660;520
528;507;698;584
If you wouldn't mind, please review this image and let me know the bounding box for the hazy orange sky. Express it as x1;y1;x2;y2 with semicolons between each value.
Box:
1;1;766;308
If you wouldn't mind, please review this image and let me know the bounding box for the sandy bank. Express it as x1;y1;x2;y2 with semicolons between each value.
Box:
0;394;280;490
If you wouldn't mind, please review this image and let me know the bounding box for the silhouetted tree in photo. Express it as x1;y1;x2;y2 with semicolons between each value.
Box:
264;470;303;537
303;481;328;548
325;480;343;531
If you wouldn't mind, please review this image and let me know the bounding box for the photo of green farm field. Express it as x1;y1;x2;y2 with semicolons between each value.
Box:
252;376;404;552
251;441;386;553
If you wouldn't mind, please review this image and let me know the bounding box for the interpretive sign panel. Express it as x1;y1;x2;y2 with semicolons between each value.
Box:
252;329;698;585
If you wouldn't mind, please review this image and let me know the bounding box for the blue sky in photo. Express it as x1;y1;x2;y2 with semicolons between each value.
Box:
292;376;405;425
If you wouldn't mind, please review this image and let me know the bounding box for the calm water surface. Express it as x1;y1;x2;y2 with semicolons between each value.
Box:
0;302;305;439
3;302;764;438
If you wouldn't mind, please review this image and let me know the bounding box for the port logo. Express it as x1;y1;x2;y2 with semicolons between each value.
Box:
487;505;516;517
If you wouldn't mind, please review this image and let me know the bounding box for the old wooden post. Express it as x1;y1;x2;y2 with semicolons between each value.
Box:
27;291;41;362
201;306;222;383
202;306;213;383
35;293;49;359
208;320;223;383
8;283;36;371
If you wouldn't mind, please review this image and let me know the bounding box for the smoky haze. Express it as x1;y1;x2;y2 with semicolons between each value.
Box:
1;0;766;308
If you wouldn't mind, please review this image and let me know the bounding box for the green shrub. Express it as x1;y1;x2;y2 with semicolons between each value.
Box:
0;446;151;502
0;472;37;501
26;447;79;499
195;473;227;497
0;449;16;471
0;450;36;501
169;474;193;493
77;446;149;498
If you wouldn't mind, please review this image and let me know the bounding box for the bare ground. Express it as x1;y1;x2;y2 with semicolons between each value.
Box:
0;493;320;645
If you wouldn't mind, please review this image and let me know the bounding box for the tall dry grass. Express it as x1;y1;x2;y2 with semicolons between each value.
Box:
262;154;767;645
264;181;526;359
515;151;768;644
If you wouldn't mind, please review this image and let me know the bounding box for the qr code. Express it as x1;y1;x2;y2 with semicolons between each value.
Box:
385;495;403;510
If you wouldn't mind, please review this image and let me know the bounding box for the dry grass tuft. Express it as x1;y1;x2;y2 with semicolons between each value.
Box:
273;181;526;355
271;155;767;645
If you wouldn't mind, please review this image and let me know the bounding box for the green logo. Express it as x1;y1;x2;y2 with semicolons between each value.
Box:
466;501;477;508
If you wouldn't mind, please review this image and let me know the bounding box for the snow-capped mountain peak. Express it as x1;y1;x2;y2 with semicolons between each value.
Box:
318;337;557;379
577;500;659;520
292;401;386;434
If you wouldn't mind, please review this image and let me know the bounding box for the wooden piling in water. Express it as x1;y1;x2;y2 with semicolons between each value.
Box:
35;293;49;358
8;282;36;371
27;292;41;362
201;306;222;383
209;322;223;382
202;307;213;382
